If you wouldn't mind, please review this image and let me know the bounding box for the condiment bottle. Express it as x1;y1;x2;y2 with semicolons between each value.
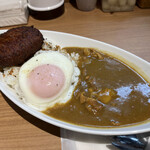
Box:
101;0;136;12
137;0;150;8
76;0;97;11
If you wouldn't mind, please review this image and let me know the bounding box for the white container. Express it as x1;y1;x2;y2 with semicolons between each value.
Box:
101;0;136;13
27;0;64;20
76;0;97;11
28;0;64;11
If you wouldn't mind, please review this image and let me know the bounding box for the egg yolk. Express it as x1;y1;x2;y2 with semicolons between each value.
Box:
28;64;65;98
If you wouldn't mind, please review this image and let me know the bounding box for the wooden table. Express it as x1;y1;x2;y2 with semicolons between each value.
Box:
0;2;150;150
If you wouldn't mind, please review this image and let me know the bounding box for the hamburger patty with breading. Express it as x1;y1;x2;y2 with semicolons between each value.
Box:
0;26;43;68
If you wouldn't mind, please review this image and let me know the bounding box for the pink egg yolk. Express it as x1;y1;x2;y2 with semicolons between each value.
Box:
28;64;65;98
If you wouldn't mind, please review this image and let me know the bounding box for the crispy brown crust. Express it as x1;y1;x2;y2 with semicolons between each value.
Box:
0;26;43;68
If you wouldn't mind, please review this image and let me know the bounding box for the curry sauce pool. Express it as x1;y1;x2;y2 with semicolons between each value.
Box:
43;47;150;127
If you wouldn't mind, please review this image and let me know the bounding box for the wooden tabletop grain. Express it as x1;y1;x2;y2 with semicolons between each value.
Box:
0;2;150;150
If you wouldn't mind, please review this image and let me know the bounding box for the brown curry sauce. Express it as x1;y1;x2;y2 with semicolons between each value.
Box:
43;47;150;128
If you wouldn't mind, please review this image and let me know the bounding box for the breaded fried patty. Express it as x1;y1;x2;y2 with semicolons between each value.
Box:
0;26;43;68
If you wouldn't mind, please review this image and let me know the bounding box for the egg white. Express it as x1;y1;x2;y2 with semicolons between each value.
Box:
19;51;80;111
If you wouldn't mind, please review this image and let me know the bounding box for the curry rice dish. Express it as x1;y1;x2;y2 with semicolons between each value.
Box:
0;27;150;128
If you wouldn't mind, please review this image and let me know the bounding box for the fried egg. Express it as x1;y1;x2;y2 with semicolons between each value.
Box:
19;51;80;111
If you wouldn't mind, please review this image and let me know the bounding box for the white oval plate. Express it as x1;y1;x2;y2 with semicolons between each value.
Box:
0;30;150;136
